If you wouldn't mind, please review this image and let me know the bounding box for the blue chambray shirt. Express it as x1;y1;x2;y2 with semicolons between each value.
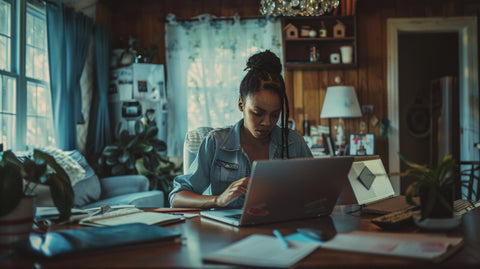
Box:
169;119;313;207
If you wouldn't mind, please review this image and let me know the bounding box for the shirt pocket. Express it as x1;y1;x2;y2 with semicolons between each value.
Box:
213;160;240;183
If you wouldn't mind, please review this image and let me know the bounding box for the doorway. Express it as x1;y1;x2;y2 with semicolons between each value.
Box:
398;32;459;192
387;17;479;194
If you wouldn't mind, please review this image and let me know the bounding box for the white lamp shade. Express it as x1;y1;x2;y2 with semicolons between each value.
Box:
320;86;362;118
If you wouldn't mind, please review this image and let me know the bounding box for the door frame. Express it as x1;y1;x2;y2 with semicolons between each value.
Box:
387;17;479;194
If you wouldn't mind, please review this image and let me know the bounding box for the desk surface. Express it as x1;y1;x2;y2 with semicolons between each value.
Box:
2;206;480;268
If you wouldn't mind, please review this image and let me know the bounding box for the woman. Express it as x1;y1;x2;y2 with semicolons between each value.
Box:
169;50;312;208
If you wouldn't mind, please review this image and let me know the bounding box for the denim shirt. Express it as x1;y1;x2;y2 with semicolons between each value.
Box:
169;119;313;207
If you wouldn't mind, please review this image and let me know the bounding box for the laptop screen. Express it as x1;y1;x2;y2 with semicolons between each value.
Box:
348;159;395;205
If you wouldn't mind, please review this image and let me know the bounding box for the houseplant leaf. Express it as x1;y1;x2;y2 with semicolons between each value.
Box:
0;164;23;217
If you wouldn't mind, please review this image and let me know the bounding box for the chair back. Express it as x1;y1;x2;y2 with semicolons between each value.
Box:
183;127;213;174
458;161;480;201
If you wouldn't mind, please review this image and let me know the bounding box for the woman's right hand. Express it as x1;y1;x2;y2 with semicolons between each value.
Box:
215;177;250;207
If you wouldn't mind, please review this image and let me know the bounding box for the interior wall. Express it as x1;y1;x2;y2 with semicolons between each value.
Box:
95;0;480;170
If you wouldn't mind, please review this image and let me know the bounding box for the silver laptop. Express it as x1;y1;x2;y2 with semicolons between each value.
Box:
200;157;354;226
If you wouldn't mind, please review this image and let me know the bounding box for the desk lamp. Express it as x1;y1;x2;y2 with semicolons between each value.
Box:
320;86;362;155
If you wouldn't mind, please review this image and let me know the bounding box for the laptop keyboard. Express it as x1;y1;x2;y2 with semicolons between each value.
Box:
225;214;242;220
454;199;480;215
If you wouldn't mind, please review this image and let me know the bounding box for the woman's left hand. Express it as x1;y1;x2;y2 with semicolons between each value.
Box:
215;177;250;207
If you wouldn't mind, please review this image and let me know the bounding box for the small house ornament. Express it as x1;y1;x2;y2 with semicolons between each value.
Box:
333;20;346;38
283;23;298;39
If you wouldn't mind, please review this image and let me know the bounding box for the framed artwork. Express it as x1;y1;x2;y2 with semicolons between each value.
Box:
349;133;375;156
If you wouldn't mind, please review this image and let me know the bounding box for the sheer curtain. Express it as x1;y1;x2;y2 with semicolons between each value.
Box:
165;14;283;156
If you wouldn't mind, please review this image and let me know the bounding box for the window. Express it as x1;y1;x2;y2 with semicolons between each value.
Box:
0;0;54;151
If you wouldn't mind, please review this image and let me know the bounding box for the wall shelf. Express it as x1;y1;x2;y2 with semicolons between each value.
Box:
281;15;358;70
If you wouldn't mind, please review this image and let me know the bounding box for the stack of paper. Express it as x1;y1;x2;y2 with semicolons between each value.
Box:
321;231;463;262
203;234;320;268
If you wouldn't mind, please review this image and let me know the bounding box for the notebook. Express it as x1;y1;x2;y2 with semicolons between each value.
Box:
347;158;415;214
200;157;354;226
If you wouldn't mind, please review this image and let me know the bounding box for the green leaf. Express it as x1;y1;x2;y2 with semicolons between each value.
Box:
102;145;121;157
118;151;130;164
0;164;23;217
134;120;145;135
421;187;437;220
405;181;420;206
47;173;73;221
136;143;154;153
33;149;71;187
398;152;430;173
145;125;158;139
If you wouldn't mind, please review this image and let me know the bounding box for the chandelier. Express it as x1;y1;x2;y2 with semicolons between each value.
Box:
260;0;340;17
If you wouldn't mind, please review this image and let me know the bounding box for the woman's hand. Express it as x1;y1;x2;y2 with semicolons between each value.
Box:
215;177;250;207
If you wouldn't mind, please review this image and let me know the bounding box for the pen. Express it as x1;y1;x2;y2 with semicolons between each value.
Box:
273;229;290;249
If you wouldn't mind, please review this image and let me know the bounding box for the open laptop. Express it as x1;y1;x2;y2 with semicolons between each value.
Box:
347;158;416;214
200;156;354;226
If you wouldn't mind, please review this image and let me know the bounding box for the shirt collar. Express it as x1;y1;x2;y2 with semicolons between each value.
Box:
219;119;292;151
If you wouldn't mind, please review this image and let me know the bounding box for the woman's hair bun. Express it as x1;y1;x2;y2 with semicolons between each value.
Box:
245;50;282;74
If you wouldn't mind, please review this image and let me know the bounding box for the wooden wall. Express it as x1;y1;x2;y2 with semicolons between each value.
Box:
96;0;480;170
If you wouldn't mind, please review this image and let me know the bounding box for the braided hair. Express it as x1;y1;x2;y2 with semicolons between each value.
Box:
239;50;290;159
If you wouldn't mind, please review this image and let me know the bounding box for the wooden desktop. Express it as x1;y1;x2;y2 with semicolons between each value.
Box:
2;206;480;268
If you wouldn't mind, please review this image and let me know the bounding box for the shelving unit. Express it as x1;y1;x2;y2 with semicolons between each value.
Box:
281;15;357;70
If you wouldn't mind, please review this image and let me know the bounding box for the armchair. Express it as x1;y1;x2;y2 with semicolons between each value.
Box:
183;127;213;174
35;149;164;209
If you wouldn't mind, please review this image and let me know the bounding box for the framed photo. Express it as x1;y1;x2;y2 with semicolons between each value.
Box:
349;133;375;156
322;133;336;156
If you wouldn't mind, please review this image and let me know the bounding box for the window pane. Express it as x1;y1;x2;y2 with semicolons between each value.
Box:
1;74;16;113
0;0;11;71
26;6;48;81
0;113;15;150
26;81;54;149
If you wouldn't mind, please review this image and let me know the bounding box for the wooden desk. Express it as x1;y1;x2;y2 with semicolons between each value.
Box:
2;206;480;268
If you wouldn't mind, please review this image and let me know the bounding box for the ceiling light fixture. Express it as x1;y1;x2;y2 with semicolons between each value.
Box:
260;0;340;17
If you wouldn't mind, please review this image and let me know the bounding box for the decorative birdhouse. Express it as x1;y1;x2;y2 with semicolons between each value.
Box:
333;20;346;38
283;23;298;39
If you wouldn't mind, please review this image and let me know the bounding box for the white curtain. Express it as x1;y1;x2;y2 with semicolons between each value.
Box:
165;14;283;157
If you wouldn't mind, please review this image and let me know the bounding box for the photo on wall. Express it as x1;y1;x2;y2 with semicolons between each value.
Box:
349;133;375;156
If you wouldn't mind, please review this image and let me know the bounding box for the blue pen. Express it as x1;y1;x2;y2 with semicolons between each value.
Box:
273;229;290;249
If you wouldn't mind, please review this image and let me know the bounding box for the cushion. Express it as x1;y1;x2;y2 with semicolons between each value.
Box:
38;147;86;186
33;149;101;208
67;150;101;207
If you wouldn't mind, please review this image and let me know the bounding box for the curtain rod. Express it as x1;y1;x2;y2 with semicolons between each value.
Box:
162;15;268;23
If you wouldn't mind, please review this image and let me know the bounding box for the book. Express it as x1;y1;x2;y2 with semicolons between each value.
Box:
203;234;320;268
29;223;181;257
79;207;184;227
321;231;463;262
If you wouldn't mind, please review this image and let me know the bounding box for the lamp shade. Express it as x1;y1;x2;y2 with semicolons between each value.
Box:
320;86;362;118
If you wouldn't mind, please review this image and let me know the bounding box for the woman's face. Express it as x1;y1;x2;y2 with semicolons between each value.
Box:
239;89;282;140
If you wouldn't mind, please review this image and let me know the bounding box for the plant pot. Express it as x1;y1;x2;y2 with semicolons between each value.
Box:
0;195;35;246
419;186;454;219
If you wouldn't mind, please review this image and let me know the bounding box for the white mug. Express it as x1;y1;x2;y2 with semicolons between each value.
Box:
340;46;353;64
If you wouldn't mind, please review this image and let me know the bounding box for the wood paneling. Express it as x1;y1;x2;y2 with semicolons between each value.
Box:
96;0;480;171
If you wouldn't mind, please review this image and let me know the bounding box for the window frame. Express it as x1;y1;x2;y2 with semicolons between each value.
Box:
0;0;53;151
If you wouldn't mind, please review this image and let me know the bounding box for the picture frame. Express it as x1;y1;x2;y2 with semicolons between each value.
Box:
349;133;375;156
322;133;336;156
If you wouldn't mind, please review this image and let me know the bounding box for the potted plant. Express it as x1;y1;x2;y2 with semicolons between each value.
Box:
95;120;178;202
0;149;74;245
400;154;477;220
